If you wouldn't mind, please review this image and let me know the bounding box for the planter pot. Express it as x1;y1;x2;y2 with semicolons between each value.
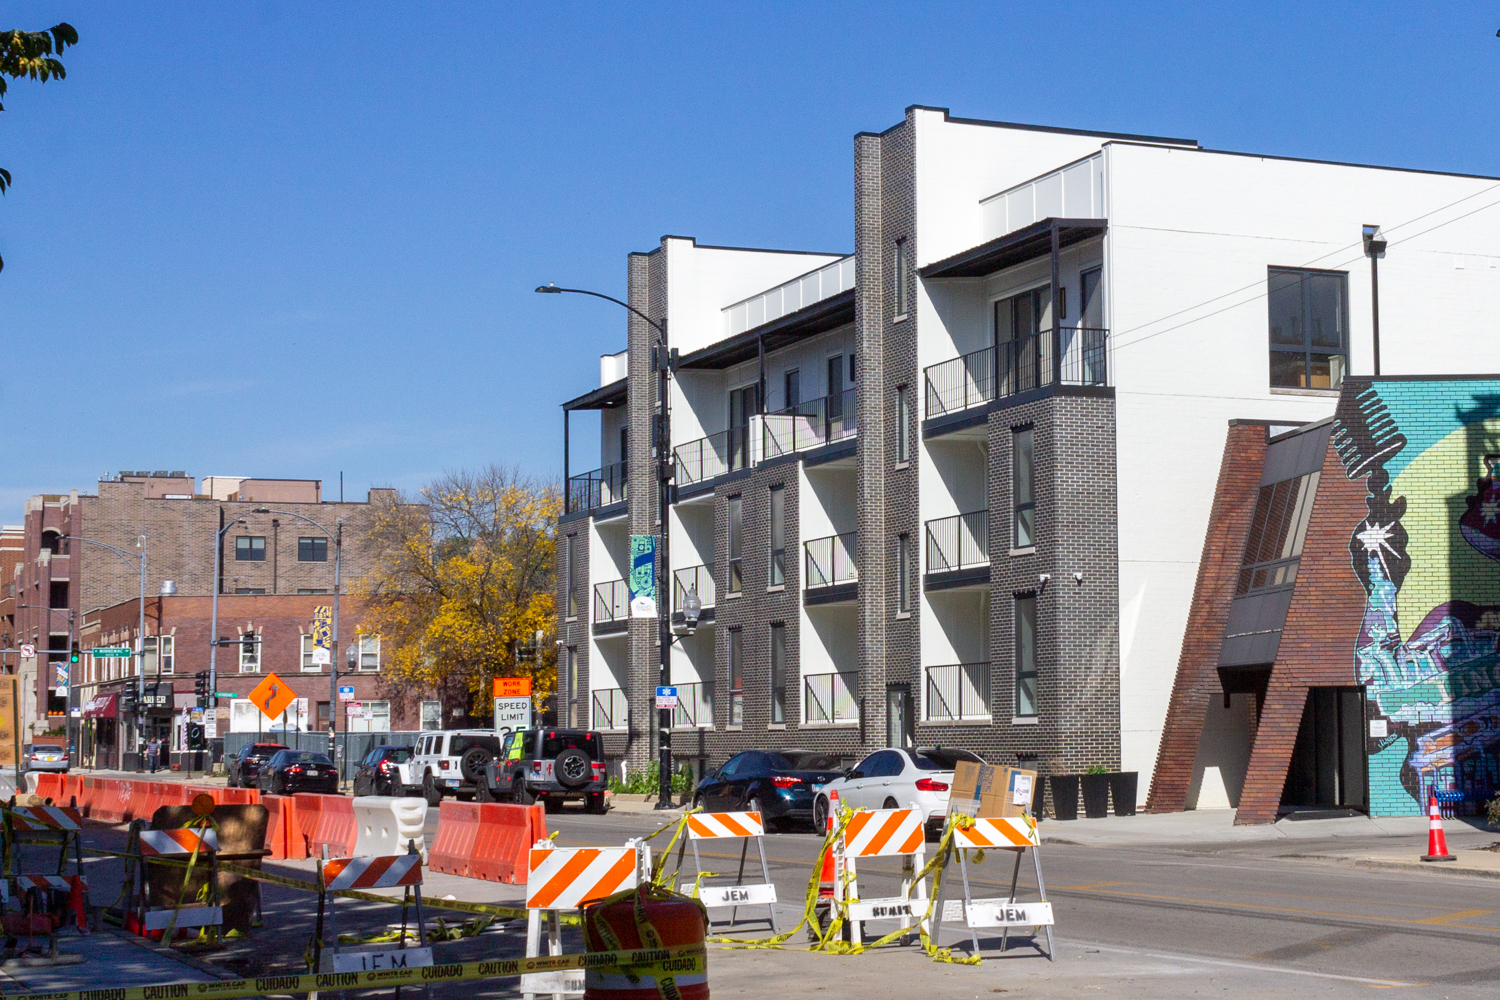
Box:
1108;771;1138;816
1050;775;1080;821
1080;774;1110;819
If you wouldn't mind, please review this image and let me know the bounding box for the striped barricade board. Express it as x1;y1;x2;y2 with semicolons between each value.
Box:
139;828;218;856
843;808;925;857
316;848;431;983
836;809;929;945
950;817;1039;850
524;842;646;1000
932;814;1054;961
324;854;423;891
8;806;83;832
680;812;778;932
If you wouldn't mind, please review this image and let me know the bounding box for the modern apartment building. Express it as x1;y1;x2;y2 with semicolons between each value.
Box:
557;106;1500;808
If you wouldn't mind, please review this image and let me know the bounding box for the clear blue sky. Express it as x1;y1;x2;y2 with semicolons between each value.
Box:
2;2;1497;521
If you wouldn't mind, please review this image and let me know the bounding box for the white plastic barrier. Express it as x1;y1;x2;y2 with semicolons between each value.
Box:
352;796;428;861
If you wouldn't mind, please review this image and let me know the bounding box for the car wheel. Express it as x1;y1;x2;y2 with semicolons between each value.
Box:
812;795;829;833
422;773;443;807
882;797;899;810
553;749;591;790
513;776;535;806
226;771;237;789
274;775;286;796
476;780;494;803
585;791;608;815
459;747;493;784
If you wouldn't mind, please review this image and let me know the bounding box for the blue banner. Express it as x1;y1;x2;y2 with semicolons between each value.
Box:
629;535;658;619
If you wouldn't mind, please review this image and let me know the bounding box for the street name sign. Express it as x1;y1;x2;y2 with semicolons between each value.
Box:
92;647;132;658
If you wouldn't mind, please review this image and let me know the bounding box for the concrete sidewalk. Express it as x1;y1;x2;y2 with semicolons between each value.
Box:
0;926;222;995
1036;807;1471;846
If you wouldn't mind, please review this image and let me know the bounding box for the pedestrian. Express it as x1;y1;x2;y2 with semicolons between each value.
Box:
147;736;159;774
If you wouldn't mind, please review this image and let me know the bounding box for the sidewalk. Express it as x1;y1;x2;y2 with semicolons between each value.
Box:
0;926;221;995
1036;807;1466;846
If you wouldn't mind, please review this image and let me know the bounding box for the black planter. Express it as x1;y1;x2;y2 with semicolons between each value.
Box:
1108;771;1138;816
1050;774;1080;821
1081;774;1110;818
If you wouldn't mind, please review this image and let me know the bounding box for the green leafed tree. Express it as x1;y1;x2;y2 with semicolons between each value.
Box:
1;22;78;272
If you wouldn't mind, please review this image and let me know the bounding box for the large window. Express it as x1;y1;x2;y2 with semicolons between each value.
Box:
300;634;321;672
768;486;786;588
1238;472;1320;594
770;623;786;725
358;634;380;671
1013;427;1035;549
1268;267;1347;390
1015;595;1037;718
235;536;266;561
348;700;390;733
298;537;327;562
729;629;744;726
728;495;744;594
143;635;174;675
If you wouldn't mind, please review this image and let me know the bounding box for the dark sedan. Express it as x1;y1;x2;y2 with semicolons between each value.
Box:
257;750;339;795
352;745;412;796
693;750;844;830
227;742;288;788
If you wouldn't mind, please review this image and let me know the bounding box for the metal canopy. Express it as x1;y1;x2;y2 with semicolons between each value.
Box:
676;289;855;370
920;218;1107;279
562;377;627;412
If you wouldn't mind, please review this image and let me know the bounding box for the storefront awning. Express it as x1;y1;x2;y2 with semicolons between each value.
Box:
82;693;118;719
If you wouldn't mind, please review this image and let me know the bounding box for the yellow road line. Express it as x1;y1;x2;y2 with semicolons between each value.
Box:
1414;908;1494;925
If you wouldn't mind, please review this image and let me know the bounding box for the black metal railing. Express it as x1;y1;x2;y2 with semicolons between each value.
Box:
925;510;989;573
804;532;858;589
593;579;628;624
672;681;713;728
804;672;859;724
591;688;628;730
763;388;858;459
926;662;991;721
673;563;716;610
924;328;1109;418
566;461;627;514
674;428;754;485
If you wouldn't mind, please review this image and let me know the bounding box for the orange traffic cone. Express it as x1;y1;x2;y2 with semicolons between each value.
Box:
818;789;839;898
66;876;88;932
1421;794;1456;862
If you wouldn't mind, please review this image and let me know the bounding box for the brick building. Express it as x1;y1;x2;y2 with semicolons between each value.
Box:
0;524;22;673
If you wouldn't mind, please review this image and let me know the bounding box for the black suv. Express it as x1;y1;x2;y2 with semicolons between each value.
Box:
351;745;413;796
479;729;608;813
227;742;288;788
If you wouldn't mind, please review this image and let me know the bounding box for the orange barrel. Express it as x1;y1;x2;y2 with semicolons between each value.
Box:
581;889;709;1000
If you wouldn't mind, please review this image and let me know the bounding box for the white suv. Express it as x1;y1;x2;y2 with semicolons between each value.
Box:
408;730;503;805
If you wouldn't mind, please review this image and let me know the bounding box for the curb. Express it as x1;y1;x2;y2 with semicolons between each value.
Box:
1282;853;1500;880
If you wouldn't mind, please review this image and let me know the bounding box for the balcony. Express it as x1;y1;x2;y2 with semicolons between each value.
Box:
591;688;628;731
805;532;858;591
673;563;716;613
763;388;857;459
672;681;714;728
724;255;856;337
674;429;753;486
804;672;859;725
925;662;991;722
567;461;627;515
593;580;627;632
925;510;989;574
924;328;1108;419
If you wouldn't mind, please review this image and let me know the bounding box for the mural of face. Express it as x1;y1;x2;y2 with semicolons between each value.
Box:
1335;381;1500;815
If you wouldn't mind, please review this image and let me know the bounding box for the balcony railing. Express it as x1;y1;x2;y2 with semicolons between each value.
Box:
591;688;628;730
804;532;858;589
673;563;716;611
672;681;713;728
567;461;627;514
763;388;858;459
593;579;628;625
925;510;989;573
924;328;1109;418
674;428;754;485
925;662;991;721
804;672;859;724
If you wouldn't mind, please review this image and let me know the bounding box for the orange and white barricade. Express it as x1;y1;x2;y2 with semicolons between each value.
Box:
524;839;648;1000
838;808;928;945
316;846;432;976
678;810;778;932
931;816;1054;960
3;803;85;879
129;820;223;937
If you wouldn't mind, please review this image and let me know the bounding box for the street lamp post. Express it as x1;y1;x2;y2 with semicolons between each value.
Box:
251;509;342;759
208;517;247;760
18;605;74;766
64;535;146;766
537;282;679;807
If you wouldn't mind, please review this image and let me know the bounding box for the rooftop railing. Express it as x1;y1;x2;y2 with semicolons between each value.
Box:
924;328;1109;419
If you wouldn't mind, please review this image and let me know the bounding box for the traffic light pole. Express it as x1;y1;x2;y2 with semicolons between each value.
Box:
64;535;146;769
208;516;246;760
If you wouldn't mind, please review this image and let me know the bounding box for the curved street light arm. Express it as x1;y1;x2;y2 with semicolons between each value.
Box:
535;285;665;338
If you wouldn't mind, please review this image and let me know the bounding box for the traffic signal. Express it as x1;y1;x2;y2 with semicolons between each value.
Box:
185;722;206;750
193;671;208;706
69;642;80;664
120;686;138;717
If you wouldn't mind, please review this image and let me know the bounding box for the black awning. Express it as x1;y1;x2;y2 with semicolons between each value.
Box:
676;289;855;371
920;218;1107;279
563;378;627;412
1217;664;1272;696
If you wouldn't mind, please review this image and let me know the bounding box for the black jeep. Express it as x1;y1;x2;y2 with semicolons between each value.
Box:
478;728;608;813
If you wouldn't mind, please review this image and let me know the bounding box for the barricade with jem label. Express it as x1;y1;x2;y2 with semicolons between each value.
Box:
677;810;778;932
931;815;1054;960
525;840;648;1000
837;808;929;945
316;844;432;981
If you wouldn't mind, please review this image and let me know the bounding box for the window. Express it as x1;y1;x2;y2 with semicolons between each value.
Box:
565;534;579;618
1237;472;1320;594
897;534;911;615
420;700;441;730
358;634;380;671
298;537;328;562
42;532;67;555
770;623;786;724
768;486;786;587
896;386;910;464
849;353;857;384
348;700;390;733
784;369;801;409
729;629;744;725
300;634;321;672
316;701;331;727
1015;595;1037;717
728;495;744;594
239;631;259;673
564;648;578;728
235;587;266;595
1268;267;1348;390
296;589;329;594
235;536;266;561
141;635;173;674
894;238;908;316
1013;427;1035;549
48;581;68;609
158;635;173;675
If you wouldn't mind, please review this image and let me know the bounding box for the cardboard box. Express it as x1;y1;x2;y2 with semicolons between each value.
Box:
947;761;1037;818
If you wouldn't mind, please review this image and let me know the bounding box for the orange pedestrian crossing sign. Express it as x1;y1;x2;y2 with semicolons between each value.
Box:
248;672;297;721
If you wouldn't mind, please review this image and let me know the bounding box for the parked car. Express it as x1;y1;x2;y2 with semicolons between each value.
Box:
351;745;414;796
692;750;843;830
811;747;985;835
226;742;289;788
479;729;608;813
257;750;340;795
26;744;68;773
409;730;503;805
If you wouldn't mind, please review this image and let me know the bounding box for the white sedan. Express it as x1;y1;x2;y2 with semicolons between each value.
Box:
812;747;984;834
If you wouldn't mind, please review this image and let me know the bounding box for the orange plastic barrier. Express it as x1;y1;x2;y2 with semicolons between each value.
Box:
428;801;481;878
91;779;120;823
31;774;63;801
261;794;303;860
468;802;547;883
294;793;355;858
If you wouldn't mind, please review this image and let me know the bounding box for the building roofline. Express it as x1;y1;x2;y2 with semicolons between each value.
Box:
1108;139;1500;184
903;105;1199;147
653;235;849;258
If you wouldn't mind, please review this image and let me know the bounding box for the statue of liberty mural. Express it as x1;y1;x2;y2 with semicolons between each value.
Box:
1336;382;1500;815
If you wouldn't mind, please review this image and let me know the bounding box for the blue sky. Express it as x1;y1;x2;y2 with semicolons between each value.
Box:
2;2;1497;521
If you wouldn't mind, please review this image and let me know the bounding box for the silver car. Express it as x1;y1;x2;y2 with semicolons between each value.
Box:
27;744;68;773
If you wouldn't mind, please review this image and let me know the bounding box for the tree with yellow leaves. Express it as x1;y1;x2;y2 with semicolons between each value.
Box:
359;466;560;723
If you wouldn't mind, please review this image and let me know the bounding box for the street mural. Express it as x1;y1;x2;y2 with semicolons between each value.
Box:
1334;379;1500;815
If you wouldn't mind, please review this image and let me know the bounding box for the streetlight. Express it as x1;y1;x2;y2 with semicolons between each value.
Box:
537;281;679;808
207;518;247;759
251;508;343;760
1362;224;1386;377
63;535;146;769
17;604;74;766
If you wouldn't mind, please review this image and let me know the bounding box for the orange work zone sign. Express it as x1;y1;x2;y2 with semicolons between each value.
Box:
493;676;532;698
249;672;298;721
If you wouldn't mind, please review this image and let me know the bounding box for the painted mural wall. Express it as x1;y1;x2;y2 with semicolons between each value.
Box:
1333;377;1500;816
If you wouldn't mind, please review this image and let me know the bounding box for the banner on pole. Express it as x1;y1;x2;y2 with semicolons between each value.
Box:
629;535;657;619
